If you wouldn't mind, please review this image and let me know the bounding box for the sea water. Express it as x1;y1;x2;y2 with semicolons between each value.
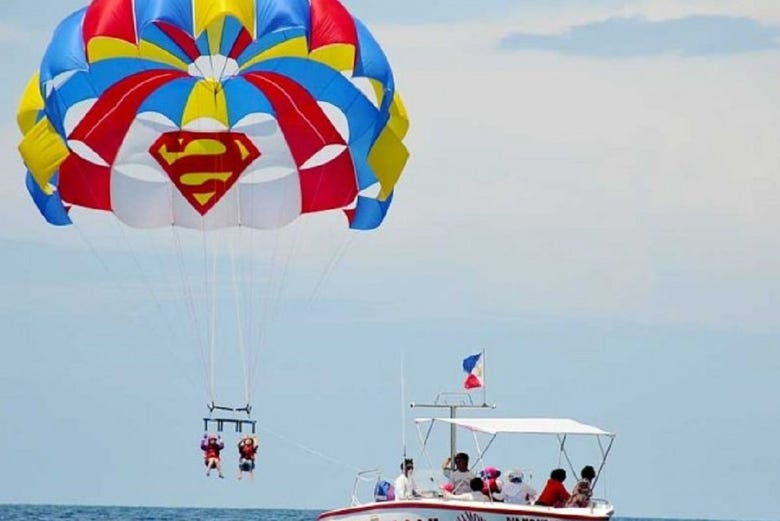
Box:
0;505;316;520
0;507;734;521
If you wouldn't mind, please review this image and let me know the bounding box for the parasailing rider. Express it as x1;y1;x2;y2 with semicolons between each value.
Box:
237;435;259;480
201;433;225;479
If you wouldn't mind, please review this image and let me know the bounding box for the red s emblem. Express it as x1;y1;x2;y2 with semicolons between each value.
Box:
150;131;261;215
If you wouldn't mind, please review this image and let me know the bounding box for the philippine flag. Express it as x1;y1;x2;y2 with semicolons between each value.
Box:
462;353;483;390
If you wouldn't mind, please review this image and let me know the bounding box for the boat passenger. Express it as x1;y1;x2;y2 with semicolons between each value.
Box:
442;452;476;494
201;433;225;478
394;458;418;500
479;467;503;500
237;435;259;480
535;468;570;507
446;477;489;502
495;469;536;505
566;465;596;507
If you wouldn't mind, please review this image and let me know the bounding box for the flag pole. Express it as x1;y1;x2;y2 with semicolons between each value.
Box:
412;351;496;471
481;348;487;406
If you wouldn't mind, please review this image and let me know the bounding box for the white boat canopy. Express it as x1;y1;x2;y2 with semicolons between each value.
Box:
414;417;614;437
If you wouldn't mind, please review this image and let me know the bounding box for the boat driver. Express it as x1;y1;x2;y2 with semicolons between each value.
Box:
442;452;476;494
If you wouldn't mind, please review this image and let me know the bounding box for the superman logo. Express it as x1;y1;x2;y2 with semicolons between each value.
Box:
149;131;260;215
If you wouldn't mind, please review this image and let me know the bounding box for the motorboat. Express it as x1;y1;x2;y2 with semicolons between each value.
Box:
318;415;616;521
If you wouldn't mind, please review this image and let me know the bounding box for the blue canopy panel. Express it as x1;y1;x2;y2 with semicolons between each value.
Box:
236;27;308;69
349;129;381;192
25;171;72;226
137;77;199;126
40;8;88;84
44;77;94;140
255;0;310;39
46;58;174;140
42;59;186;142
139;22;200;65
52;71;100;113
347;193;394;230
354;18;396;116
88;58;181;94
219;16;247;57
195;30;211;56
133;0;194;39
243;57;380;190
222;77;277;126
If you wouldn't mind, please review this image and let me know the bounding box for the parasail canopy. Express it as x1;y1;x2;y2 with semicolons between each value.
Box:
16;0;411;419
18;0;410;232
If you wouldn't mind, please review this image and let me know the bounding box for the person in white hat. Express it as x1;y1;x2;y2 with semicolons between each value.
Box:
495;470;536;504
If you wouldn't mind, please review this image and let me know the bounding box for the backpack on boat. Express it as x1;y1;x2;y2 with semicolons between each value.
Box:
374;480;395;502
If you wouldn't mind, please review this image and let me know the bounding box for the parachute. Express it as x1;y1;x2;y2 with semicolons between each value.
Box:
17;0;409;429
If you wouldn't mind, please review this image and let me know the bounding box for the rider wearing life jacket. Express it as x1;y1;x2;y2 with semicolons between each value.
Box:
237;435;259;480
201;433;224;478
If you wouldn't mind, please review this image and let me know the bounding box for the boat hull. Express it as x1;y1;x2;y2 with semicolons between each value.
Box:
318;499;614;521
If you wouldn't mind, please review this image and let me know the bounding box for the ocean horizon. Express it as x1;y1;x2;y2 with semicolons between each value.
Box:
0;504;770;521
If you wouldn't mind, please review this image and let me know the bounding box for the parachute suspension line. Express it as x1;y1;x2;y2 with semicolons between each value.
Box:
229;227;251;408
247;219;305;396
137;225;211;401
71;221;204;398
307;232;358;305
171;226;212;404
200;222;217;407
264;225;290;325
103;218;205;398
270;218;304;323
294;151;358;306
236;225;256;406
245;226;262;406
186;90;216;407
259;424;362;473
72;221;113;277
211;234;221;408
248;225;285;395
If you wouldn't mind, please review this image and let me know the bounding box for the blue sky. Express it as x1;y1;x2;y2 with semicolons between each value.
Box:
2;1;780;520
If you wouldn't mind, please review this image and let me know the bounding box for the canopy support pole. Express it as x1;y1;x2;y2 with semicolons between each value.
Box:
411;392;495;471
592;435;615;489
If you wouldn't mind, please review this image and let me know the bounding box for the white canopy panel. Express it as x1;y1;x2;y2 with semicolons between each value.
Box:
414;417;614;436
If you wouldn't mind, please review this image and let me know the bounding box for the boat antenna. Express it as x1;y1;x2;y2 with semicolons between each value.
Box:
400;347;407;460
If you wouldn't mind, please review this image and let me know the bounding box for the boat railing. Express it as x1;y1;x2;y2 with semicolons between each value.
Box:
587;498;614;514
350;469;382;506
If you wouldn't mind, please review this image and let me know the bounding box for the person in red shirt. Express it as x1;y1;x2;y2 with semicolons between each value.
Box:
535;468;570;507
201;433;225;478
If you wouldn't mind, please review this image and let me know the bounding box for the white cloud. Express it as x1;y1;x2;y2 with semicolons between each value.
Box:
627;0;780;24
491;0;780;34
366;19;780;331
